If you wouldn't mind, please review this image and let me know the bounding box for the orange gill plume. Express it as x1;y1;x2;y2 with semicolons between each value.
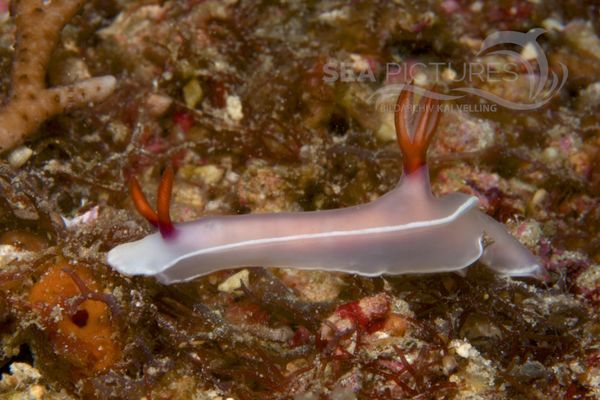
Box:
394;89;441;174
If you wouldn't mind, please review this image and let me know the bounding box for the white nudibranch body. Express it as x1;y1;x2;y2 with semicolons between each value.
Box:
108;167;544;284
107;91;548;284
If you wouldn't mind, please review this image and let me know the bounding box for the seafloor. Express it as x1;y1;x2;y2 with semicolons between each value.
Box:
0;0;599;399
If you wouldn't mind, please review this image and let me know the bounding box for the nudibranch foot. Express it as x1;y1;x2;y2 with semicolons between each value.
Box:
108;89;547;284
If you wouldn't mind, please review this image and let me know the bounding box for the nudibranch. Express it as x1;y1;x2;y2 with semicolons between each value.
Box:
108;91;548;284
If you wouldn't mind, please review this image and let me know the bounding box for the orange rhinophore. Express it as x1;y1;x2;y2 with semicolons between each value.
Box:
157;165;175;237
129;165;176;238
129;177;159;227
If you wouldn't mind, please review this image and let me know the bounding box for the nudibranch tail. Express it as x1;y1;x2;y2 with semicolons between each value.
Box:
394;89;441;174
129;166;176;239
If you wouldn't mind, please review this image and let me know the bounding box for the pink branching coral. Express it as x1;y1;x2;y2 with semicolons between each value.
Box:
0;0;116;153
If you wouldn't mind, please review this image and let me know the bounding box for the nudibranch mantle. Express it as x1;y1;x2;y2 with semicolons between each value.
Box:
107;92;546;284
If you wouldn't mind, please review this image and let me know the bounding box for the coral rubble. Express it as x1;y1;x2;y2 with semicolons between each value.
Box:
0;0;598;399
0;0;115;153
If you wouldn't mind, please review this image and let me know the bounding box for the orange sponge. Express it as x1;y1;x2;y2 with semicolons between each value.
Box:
29;261;120;374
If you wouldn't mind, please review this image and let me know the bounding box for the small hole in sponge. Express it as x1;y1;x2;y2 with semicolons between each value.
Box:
71;309;89;327
328;112;349;136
